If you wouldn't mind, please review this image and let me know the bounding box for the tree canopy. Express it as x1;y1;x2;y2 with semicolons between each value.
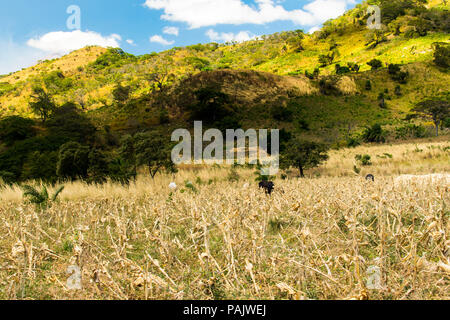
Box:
413;99;450;136
280;139;329;177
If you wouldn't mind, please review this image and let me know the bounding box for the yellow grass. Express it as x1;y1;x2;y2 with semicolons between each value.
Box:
0;140;448;300
315;139;450;177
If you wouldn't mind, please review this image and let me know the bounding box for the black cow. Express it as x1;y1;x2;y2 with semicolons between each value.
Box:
365;174;375;182
259;181;275;195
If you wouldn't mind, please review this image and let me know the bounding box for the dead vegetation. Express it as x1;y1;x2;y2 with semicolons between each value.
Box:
0;140;448;300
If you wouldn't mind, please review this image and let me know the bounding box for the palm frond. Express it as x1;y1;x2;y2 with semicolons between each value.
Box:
41;186;49;201
22;185;45;204
51;186;65;202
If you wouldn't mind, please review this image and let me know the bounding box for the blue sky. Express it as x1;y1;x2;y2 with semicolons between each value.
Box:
0;0;361;75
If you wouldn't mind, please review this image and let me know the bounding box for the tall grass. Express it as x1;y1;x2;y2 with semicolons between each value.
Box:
0;140;448;300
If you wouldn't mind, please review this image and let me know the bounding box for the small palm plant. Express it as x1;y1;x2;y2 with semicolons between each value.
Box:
22;185;65;209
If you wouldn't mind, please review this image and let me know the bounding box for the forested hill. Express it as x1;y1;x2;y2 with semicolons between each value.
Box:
0;0;448;183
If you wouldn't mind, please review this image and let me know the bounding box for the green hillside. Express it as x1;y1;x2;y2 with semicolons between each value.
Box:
0;0;449;183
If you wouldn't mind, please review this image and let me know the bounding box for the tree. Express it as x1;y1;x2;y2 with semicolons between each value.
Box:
413;99;450;137
22;151;58;182
388;64;409;84
362;124;386;143
46;102;96;144
112;83;131;105
134;132;176;179
280;139;329;178
367;59;383;70
56;142;90;180
87;149;109;184
287;30;304;52
29;87;56;123
190;87;233;124
432;42;450;69
365;29;387;49
184;56;211;71
73;88;87;109
146;57;176;92
318;50;337;67
408;17;432;37
0;116;35;146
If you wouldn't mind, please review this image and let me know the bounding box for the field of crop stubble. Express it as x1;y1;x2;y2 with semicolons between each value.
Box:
0;140;448;300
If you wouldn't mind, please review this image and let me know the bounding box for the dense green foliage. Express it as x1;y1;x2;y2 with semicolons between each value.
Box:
280;139;330;177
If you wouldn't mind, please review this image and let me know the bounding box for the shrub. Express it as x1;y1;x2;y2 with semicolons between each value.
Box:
346;137;361;148
318;50;337;67
378;93;387;109
347;62;360;72
22;185;64;209
107;157;136;185
43;71;73;93
388;64;409;84
0;171;15;185
432;42;450;69
388;64;401;75
355;154;372;166
362;124;386;143
184;56;211;71
367;59;383;70
227;168;240;182
365;80;372;91
213;116;242;133
271;106;294;122
254;163;276;182
112;83;131;104
318;77;340;95
392;71;409;84
159;109;170;124
296;119;310;131
443;117;450;129
335;64;351;75
91;48;136;70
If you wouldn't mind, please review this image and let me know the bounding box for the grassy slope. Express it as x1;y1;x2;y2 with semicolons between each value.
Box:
0;2;448;135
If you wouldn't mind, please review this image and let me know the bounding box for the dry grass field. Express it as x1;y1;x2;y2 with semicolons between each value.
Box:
0;139;448;300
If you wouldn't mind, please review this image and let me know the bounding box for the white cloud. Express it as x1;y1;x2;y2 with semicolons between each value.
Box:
150;35;175;45
144;0;352;28
163;26;179;36
126;39;136;45
27;30;122;56
303;0;348;23
206;29;255;43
